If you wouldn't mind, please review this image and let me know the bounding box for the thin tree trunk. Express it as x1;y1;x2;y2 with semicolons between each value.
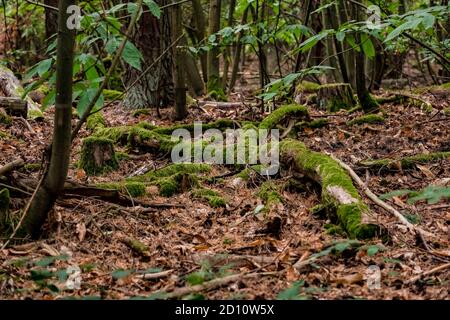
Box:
207;0;222;92
191;0;208;82
171;3;187;119
229;6;249;91
17;0;76;239
221;0;236;90
44;0;59;41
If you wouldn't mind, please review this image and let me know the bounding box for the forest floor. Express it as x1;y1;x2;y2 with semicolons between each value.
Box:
0;70;449;299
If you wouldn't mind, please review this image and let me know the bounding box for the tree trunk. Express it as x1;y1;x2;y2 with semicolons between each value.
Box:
207;0;222;93
44;0;59;41
191;0;208;82
122;0;174;110
171;2;187;119
229;6;249;91
17;0;76;239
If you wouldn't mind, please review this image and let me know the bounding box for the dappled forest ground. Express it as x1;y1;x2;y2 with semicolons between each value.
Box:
1;65;449;299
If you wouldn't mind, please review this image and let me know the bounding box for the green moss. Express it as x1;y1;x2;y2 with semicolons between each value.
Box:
348;114;385;126
126;238;149;255
359;92;380;113
318;83;356;112
258;182;283;206
360;151;450;170
129;163;210;197
0;110;12;125
132;109;151;117
259;104;309;130
296;118;329;130
280;139;378;239
116;152;130;161
324;223;346;236
151;119;235;135
0;130;8;140
27;108;44;120
192;188;227;208
79;137;119;176
237;165;265;181
97;181;146;197
23;163;41;172
86;111;106;131
103;89;123;101
443;108;450;116
296;81;321;93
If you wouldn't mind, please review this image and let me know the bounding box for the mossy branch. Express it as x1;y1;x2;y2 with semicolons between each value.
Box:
280;139;379;239
359;152;450;171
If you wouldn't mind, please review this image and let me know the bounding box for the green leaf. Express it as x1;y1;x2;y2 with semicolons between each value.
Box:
379;189;413;200
336;31;345;42
298;30;330;53
185;271;206;285
277;280;305;300
37;58;53;77
30;269;54;281
421;13;435;30
366;245;380;257
112;269;134;279
385;19;421;43
122;41;143;70
407;185;450;205
361;34;375;59
143;0;161;19
77;89;104;117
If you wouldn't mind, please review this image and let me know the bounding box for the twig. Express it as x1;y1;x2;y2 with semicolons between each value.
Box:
136;269;173;280
406;262;450;284
330;154;435;238
157;271;278;299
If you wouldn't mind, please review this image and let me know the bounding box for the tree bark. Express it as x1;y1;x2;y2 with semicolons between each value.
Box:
44;0;59;41
207;0;222;92
171;2;187;119
17;0;76;239
122;0;174;109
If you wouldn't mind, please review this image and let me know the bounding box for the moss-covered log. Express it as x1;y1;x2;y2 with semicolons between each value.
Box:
80;137;119;176
359;152;450;171
0;65;43;119
259;104;309;130
317;83;356;112
280;139;378;239
0;97;28;118
347;114;385;126
97;181;146;197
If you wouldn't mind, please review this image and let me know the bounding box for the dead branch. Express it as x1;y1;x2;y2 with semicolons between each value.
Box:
406;262;450;284
0;159;25;176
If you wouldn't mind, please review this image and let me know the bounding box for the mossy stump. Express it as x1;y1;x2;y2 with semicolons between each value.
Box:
0;108;12;125
80;137;119;176
317;83;356;112
280;139;378;239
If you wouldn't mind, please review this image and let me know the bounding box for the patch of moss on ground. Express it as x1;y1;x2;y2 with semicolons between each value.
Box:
296;118;329;130
348;114;385;126
0;110;12;125
258;181;283;206
192;188;227;208
259;104;309;130
129;163;211;197
97;181;146;197
23;163;41;172
132;109;152;117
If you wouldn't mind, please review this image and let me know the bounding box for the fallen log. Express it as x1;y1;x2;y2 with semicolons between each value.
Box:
0;159;25;176
0;97;27;117
0;65;43;119
280;139;379;239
